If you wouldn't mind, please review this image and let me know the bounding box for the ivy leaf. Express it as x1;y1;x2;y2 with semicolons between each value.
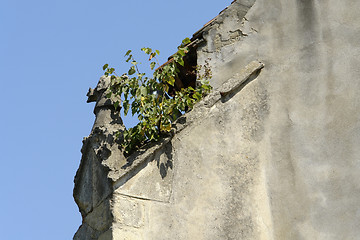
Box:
126;55;132;62
128;66;136;75
178;49;185;57
114;101;120;110
193;92;201;101
123;100;130;116
125;50;132;56
140;86;147;96
177;57;184;66
141;47;152;54
182;37;191;46
131;101;139;115
150;62;156;70
164;124;171;132
168;76;175;86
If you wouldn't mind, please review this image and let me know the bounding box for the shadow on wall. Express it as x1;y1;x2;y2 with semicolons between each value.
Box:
155;141;173;179
119;140;174;181
296;0;320;72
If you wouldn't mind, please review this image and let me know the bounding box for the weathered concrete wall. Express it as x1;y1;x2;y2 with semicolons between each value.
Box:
74;0;360;239
196;0;360;238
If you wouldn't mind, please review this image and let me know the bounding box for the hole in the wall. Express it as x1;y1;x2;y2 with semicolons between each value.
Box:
167;46;198;96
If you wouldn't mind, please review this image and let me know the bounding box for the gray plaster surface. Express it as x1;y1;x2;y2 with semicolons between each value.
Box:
196;0;360;238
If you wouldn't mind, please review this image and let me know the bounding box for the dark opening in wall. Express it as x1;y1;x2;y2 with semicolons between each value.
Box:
170;46;197;94
156;41;200;97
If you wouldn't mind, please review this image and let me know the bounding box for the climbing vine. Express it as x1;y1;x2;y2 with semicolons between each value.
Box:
104;38;212;155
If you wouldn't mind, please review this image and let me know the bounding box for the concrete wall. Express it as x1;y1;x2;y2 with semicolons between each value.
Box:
74;0;360;239
196;0;360;238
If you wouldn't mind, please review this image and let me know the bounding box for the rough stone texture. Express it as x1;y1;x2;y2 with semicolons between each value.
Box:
73;76;127;238
74;0;360;239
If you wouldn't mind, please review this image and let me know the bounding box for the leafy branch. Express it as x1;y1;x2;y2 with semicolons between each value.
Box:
103;38;212;155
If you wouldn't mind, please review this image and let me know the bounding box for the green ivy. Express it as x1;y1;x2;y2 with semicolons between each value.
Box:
103;38;212;155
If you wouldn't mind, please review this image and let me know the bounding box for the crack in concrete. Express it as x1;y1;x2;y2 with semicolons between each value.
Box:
116;192;170;204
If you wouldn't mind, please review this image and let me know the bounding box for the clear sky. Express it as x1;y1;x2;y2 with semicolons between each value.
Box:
0;1;231;239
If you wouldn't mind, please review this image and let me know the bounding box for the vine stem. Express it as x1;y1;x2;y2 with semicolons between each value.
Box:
153;56;161;68
132;56;141;75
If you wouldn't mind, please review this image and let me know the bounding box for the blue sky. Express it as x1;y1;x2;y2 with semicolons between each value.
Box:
0;1;230;239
